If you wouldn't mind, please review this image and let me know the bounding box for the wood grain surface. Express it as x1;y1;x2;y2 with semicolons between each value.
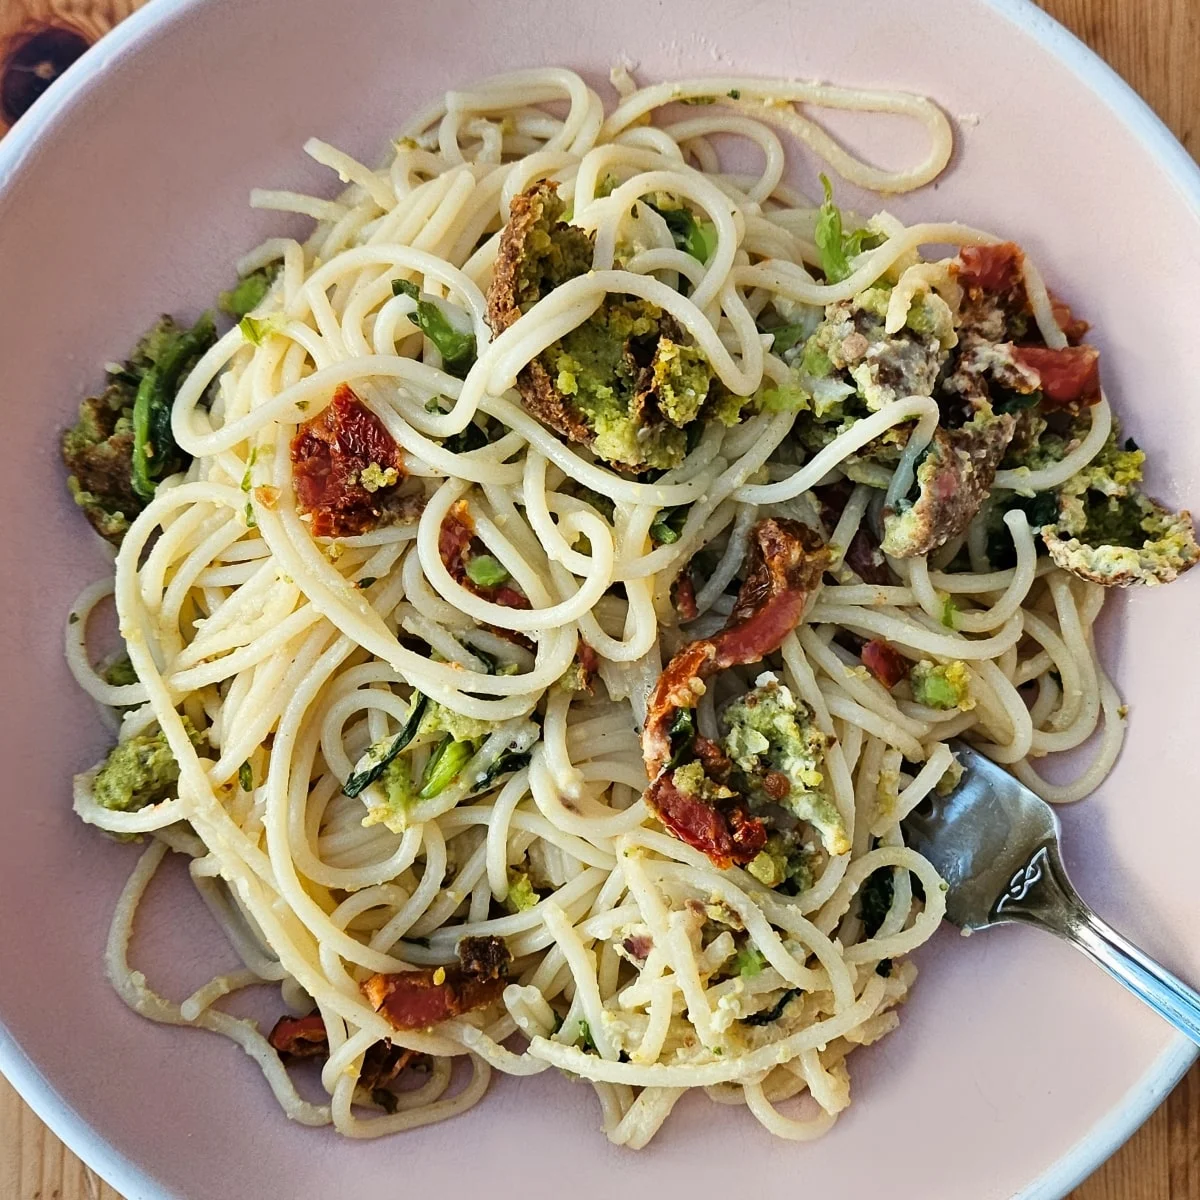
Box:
1;0;1198;1196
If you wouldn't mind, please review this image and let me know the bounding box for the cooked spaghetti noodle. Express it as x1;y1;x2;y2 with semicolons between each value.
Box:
61;66;1196;1147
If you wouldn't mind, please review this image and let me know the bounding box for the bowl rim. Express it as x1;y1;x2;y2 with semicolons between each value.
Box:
0;0;1195;1196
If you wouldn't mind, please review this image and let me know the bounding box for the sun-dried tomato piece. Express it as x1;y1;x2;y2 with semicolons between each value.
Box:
361;936;511;1032
1010;344;1101;408
861;639;909;688
957;243;1024;294
291;385;404;537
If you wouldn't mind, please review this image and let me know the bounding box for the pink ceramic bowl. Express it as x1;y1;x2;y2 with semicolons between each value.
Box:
1;1;1197;1197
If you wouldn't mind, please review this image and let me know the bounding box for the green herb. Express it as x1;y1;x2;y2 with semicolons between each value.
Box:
238;760;253;791
343;694;429;797
467;749;532;797
666;707;696;770
238;314;280;346
649;202;718;263
443;420;489;455
858;867;895;938
68;612;79;624
131;313;216;500
813;175;882;284
219;264;279;318
240;447;258;493
767;323;810;355
731;946;767;978
392;279;477;377
465;554;510;589
244;502;257;528
741;989;799;1026
727;88;741;99
800;338;833;380
650;504;689;545
425;397;445;413
940;594;959;630
577;1019;598;1052
357;576;378;589
417;735;474;799
993;388;1043;414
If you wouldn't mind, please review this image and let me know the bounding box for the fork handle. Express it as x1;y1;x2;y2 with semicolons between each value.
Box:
993;840;1200;1046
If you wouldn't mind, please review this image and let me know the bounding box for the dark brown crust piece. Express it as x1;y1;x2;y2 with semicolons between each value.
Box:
456;935;512;982
488;182;595;448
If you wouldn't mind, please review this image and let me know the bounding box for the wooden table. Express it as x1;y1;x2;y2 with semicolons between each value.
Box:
1;0;1199;1195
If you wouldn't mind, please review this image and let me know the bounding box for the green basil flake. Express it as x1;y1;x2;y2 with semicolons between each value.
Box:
993;388;1042;414
357;576;378;589
416;303;476;377
393;280;476;378
813;176;882;285
443;421;489;455
940;594;959;630
131;312;216;501
468;749;532;797
417;736;475;799
666;708;696;771
649;504;689;546
238;760;253;791
465;554;509;589
238;314;276;346
343;693;429;797
240;447;258;493
649;201;717;263
732;946;766;978
814;174;851;284
767;323;809;355
219;264;279;318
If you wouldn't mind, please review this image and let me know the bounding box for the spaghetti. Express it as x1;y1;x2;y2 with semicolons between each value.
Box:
61;66;1195;1147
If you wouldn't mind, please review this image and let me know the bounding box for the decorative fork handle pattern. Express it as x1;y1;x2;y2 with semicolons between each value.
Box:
992;840;1200;1047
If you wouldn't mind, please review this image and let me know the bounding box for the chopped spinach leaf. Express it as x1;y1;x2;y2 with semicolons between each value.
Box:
392;279;477;377
130;313;217;501
343;694;429;797
741;989;800;1026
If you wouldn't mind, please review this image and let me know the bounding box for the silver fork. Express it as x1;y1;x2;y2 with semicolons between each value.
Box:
901;741;1200;1045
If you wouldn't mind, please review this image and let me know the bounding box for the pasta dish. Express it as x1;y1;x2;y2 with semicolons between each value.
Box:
60;67;1197;1147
